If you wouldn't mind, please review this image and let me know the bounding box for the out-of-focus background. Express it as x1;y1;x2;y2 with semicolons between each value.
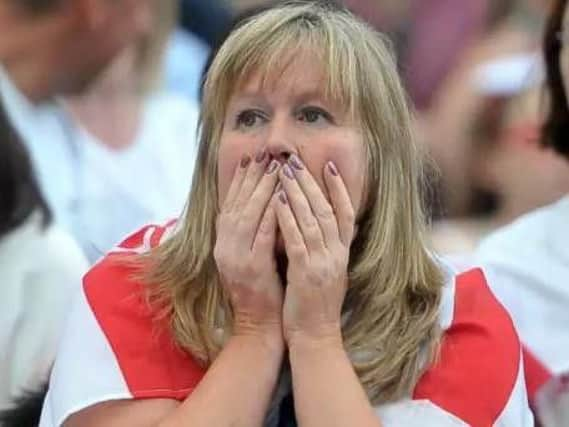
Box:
224;0;568;257
4;0;567;268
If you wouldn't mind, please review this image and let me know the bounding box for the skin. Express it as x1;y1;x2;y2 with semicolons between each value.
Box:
0;0;153;102
64;53;381;427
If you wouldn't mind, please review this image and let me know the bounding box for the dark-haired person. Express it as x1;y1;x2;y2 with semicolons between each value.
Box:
475;0;569;404
0;101;87;412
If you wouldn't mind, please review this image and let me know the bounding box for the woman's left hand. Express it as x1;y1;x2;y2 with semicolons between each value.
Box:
274;154;356;347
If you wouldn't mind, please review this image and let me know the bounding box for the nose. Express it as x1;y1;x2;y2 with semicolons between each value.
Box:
264;118;297;164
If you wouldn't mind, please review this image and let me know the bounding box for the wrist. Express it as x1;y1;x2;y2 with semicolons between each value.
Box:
286;324;344;354
232;318;285;356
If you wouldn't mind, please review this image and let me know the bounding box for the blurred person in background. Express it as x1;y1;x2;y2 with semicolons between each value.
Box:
0;102;87;416
404;0;490;111
0;0;157;258
0;0;155;422
475;0;569;420
424;0;549;218
27;0;200;263
431;54;569;256
0;0;153;103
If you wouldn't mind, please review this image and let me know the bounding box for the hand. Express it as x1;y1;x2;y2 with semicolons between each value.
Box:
274;154;355;347
214;151;284;346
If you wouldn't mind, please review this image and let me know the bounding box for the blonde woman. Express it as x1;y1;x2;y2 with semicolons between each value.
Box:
39;3;532;427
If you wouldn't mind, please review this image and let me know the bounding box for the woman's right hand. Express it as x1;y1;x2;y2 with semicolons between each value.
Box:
214;151;284;346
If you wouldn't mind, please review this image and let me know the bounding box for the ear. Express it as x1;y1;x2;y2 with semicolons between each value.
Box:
68;0;108;31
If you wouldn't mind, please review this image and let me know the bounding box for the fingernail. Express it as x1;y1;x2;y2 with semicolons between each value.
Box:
240;155;251;168
255;150;267;163
279;191;288;204
265;160;279;174
289;154;304;170
275;182;283;192
283;164;295;180
327;161;338;176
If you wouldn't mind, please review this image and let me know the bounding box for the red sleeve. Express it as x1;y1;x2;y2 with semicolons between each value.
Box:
413;268;523;427
84;224;205;400
522;346;552;403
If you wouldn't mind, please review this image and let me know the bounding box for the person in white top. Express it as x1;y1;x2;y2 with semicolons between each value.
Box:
475;0;569;414
57;0;199;262
0;101;88;413
0;0;199;263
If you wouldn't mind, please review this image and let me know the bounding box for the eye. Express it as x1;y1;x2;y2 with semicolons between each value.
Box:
297;107;334;125
235;109;267;129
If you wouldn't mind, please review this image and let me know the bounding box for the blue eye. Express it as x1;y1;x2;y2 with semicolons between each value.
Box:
298;107;333;124
236;110;266;129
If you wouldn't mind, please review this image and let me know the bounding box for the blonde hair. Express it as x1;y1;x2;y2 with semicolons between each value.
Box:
142;1;444;404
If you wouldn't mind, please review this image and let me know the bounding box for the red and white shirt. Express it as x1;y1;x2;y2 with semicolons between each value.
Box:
476;195;569;387
39;222;534;426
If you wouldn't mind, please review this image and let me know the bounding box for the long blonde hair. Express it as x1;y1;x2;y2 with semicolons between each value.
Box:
142;1;444;404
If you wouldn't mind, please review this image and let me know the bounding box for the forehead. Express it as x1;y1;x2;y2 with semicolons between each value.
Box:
232;52;337;104
240;52;324;91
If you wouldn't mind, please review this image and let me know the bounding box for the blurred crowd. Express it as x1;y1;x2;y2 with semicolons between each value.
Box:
0;0;568;426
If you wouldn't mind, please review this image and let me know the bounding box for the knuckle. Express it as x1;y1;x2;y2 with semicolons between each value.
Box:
316;205;334;221
289;244;307;262
257;219;272;236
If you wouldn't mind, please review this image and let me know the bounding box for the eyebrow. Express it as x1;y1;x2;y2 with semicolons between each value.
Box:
233;89;334;107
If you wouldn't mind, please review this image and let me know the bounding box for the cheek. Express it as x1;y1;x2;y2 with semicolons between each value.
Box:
300;131;366;212
334;143;366;214
217;143;241;207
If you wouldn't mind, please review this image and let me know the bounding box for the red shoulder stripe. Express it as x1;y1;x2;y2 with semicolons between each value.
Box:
84;225;205;400
522;346;552;403
413;268;521;426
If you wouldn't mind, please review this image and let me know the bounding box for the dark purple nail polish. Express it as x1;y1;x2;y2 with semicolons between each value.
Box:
283;164;295;180
240;155;251;168
327;161;338;176
289;154;304;171
265;160;279;174
255;150;267;163
279;191;288;204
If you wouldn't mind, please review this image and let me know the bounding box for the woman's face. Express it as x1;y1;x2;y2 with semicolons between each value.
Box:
217;53;367;218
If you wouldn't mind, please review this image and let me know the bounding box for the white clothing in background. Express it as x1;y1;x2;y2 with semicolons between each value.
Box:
51;93;199;263
0;214;88;410
164;28;210;101
475;195;569;375
0;65;199;262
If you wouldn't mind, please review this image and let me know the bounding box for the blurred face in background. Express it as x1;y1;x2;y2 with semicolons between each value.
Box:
55;0;154;94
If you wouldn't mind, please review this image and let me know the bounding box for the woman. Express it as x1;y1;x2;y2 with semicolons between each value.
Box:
476;0;569;412
40;3;532;427
0;101;88;414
